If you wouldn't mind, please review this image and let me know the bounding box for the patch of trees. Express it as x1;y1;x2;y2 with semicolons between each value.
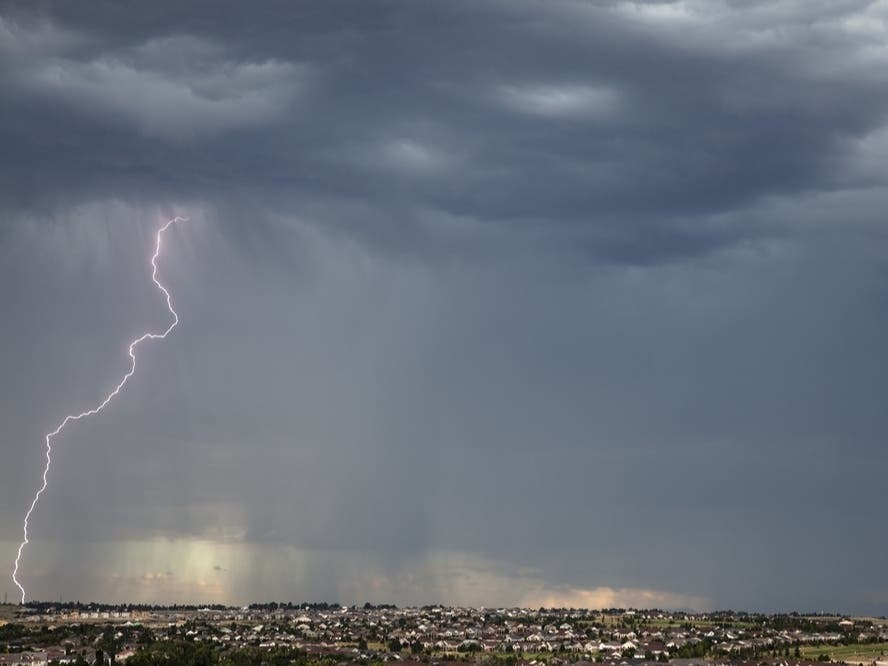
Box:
0;623;81;650
0;623;28;641
24;602;231;613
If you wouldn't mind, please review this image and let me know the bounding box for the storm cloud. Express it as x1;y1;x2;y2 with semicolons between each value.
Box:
1;1;887;613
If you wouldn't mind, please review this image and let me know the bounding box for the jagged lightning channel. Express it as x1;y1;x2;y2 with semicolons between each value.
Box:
11;216;187;603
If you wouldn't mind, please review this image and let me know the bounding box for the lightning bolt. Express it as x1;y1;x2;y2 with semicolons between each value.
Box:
11;216;187;603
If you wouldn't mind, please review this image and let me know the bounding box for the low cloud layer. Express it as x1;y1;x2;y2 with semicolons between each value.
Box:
1;1;887;614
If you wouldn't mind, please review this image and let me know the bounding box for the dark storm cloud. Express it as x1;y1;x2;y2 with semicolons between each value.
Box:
2;0;888;261
2;1;888;613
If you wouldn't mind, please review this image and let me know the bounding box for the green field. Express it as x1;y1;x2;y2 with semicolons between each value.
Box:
800;642;888;663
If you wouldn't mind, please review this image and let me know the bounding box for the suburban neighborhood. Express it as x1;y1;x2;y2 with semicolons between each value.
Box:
1;604;886;666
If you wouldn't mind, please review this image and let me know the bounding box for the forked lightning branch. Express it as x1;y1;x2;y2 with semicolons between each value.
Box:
11;216;187;603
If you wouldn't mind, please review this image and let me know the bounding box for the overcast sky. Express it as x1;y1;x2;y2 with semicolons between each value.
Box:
1;0;887;613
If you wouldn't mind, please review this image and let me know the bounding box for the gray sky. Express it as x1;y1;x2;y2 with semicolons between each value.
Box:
1;0;887;613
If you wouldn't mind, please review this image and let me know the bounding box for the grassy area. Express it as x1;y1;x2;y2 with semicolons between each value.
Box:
800;642;888;663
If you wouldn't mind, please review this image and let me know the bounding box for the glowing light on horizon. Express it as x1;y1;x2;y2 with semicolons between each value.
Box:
11;216;187;603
